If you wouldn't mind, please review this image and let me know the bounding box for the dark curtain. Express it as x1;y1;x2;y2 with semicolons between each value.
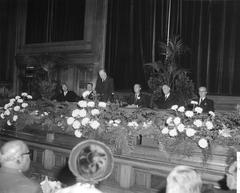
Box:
105;0;240;95
0;0;16;82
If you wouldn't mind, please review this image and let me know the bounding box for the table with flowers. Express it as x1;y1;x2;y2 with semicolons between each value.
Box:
0;92;240;191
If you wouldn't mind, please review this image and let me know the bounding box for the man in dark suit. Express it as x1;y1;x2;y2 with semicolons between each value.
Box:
128;84;147;108
0;140;42;193
155;84;178;109
192;86;214;113
95;69;114;102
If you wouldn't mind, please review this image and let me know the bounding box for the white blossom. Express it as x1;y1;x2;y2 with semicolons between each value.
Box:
78;100;87;108
4;109;10;116
21;103;28;108
87;101;95;107
4;103;10;110
173;117;181;125
109;120;114;124
14;106;20;112
79;109;87;117
15;96;21;100
193;119;203;127
113;123;118;127
194;107;203;114
67;117;75;125
98;102;107;108
27;95;33;99
171;105;178;111
127;121;139;127
114;119;121;124
7;120;12;126
91;109;100;116
72;109;81;117
169;129;178;137
81;117;90;126
17;98;23;103
82;91;90;98
178;106;185;112
161;127;169;134
198;138;208;148
177;123;185;132
185;110;194;118
0;113;5;119
205;121;214;130
191;100;198;105
186;128;196;137
166;117;173;125
72;120;81;129
44;112;48;116
209;111;215;117
13;115;18;122
89;120;100;129
9;98;15;103
21;92;28;97
74;130;82;138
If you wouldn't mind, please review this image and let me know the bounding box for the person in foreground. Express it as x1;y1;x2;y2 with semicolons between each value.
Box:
56;140;114;193
166;165;202;193
95;69;114;102
53;83;80;102
191;86;214;113
154;84;178;109
128;84;147;108
0;140;42;193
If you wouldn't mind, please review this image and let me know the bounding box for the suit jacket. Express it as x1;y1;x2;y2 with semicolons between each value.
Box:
0;167;42;193
192;97;214;113
154;93;178;109
95;77;114;102
54;90;81;102
128;93;148;108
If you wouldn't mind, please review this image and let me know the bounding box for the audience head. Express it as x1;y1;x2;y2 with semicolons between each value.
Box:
0;140;31;172
62;83;69;92
99;69;107;80
198;86;207;99
87;83;93;92
166;165;202;193
133;84;141;94
162;84;171;95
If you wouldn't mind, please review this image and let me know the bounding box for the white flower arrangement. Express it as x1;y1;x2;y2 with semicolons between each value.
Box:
191;100;198;105
194;107;203;114
171;105;178;111
198;138;208;148
178;106;185;112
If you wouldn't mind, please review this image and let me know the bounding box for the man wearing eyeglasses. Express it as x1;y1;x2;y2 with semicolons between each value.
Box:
0;140;42;193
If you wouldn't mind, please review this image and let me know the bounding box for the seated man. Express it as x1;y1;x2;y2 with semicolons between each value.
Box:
0;140;42;193
154;84;178;109
191;86;214;113
128;84;148;108
83;83;96;100
53;83;81;102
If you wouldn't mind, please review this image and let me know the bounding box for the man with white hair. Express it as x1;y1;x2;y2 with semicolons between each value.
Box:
0;140;42;193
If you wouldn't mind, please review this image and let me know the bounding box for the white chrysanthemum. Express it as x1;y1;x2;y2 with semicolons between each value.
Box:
78;100;87;108
109;120;114;124
15;96;21;100
79;109;87;117
0;113;5;119
17;98;23;103
169;129;178;137
27;95;33;99
178;106;185;112
13;115;18;122
13;106;20;112
98;102;107;108
193;119;203;127
21;92;28;97
81;117;90;126
185;110;194;118
171;105;178;111
72;120;81;129
198;138;208;148
173;117;181;125
67;117;75;125
87;101;95;107
177;123;185;132
74;130;82;138
194;107;203;114
114;119;121;124
9;98;15;103
7;120;12;126
161;127;169;134
89;120;100;129
191;100;198;105
166;117;173;125
209;111;215;117
91;109;100;116
205;121;214;130
4;109;10;116
82;90;90;98
186;128;196;137
113;123;118;127
72;109;81;117
21;103;28;108
44;112;48;116
127;121;138;127
4;103;11;110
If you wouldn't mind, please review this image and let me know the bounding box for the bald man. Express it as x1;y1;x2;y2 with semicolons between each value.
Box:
0;140;42;193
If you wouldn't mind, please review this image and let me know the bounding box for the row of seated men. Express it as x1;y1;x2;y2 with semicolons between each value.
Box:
0;140;236;193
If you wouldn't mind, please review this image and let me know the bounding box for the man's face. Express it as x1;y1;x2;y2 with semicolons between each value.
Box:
62;84;68;92
199;87;207;99
162;85;170;95
19;146;31;172
87;84;92;91
134;84;141;93
99;70;107;80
